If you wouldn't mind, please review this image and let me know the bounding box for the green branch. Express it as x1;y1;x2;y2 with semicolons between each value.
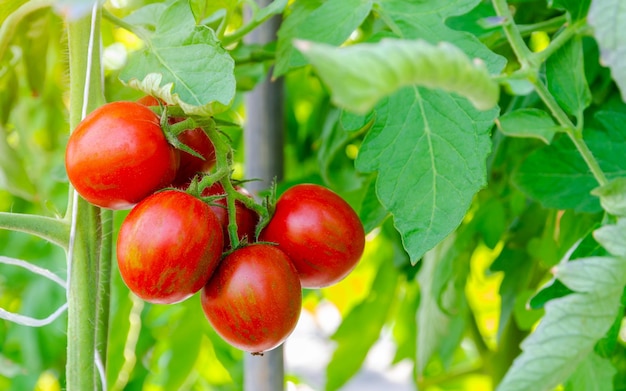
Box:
95;209;113;376
531;18;587;65
0;212;68;249
201;121;245;249
481;14;568;50
195;119;268;248
532;81;608;186
492;0;609;188
491;0;533;68
101;8;148;41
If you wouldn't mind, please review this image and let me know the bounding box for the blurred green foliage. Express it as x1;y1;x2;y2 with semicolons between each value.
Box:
1;0;626;391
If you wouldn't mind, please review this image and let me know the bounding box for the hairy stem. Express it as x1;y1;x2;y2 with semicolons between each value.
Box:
95;209;113;377
0;212;68;249
66;5;108;391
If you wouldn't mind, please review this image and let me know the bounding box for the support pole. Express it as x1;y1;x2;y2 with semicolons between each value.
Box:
243;2;285;391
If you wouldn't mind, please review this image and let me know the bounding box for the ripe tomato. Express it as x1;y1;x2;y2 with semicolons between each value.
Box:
173;128;216;186
203;183;259;249
201;244;302;353
259;184;365;288
65;101;179;209
117;190;224;304
137;96;216;186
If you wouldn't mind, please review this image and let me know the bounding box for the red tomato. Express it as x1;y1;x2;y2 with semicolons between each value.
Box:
201;244;302;353
259;184;365;288
137;96;216;186
173;128;216;186
65;101;179;209
136;95;162;107
203;183;259;249
117;190;224;304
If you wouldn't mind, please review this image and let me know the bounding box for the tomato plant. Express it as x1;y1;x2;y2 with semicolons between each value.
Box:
4;1;626;391
137;96;217;186
173;128;216;186
203;182;259;249
117;189;224;304
200;244;302;353
260;184;365;288
65;101;179;209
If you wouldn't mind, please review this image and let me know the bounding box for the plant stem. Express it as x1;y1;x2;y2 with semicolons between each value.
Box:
195;119;269;247
221;1;284;47
95;209;113;377
491;0;533;68
492;0;609;188
530;18;587;65
101;8;148;41
201;121;244;248
0;212;68;248
532;81;608;186
480;14;567;49
66;5;108;391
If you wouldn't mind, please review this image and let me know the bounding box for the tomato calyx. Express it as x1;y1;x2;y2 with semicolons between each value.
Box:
159;110;206;161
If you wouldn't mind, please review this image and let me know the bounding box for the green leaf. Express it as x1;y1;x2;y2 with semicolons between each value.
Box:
0;67;18;125
497;256;626;391
356;87;497;261
298;38;499;114
325;261;398;391
17;9;51;96
273;0;373;77
548;0;590;20
546;37;591;121
591;177;626;217
392;282;419;364
564;351;617;391
317;109;369;191
0;127;36;201
595;305;624;357
497;108;561;144
375;0;505;75
359;175;389;233
474;196;507;249
144;298;204;390
491;248;533;340
340;0;505;261
593;219;626;257
119;0;235;116
588;0;626;102
416;233;469;374
122;3;167;29
514;111;626;213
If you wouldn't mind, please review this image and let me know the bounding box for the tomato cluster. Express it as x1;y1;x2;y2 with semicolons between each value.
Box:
65;100;366;353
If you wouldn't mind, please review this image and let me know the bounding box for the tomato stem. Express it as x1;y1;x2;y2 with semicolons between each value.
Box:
492;0;609;188
0;212;69;249
101;8;149;42
66;6;110;391
196;119;270;248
